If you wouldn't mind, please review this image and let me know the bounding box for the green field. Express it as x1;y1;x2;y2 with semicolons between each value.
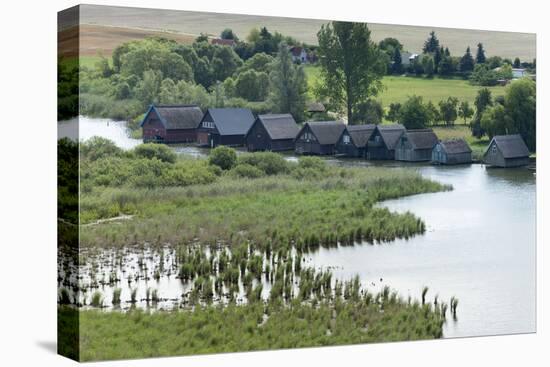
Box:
304;65;506;106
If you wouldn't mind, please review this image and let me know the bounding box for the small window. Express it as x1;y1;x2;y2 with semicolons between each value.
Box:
375;135;381;143
491;144;497;154
343;135;350;144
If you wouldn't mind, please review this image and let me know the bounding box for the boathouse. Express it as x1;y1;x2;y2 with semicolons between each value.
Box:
335;124;376;157
245;114;300;152
141;104;203;143
395;129;439;162
295;121;346;155
366;124;406;160
432;139;472;165
483;134;530;167
196;108;255;147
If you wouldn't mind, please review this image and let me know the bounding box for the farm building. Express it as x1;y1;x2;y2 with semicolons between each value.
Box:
245;114;300;152
395;129;439;162
295;121;346;155
141;104;203;143
197;108;255;147
335;124;376;157
432;139;472;165
483;134;530;167
366;124;406;160
290;46;307;63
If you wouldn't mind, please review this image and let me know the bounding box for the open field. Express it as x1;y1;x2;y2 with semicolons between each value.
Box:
69;4;535;59
304;65;507;106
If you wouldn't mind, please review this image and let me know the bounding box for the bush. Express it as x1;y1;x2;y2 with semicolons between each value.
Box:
231;163;265;178
133;143;177;163
208;146;237;170
80;137;123;161
238;152;289;175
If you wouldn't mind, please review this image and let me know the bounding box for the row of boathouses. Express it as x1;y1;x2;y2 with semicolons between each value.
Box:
140;104;530;167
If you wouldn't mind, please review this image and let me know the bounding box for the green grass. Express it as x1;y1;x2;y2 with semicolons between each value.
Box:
60;289;445;361
304;66;506;106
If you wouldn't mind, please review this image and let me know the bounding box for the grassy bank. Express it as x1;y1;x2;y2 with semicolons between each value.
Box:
77;142;450;249
60;287;446;361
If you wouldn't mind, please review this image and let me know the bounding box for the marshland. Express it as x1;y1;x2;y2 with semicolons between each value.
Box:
58;119;535;360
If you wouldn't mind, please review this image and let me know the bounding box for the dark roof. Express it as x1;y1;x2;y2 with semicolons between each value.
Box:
405;129;439;150
141;105;203;130
207;108;255;136
290;46;304;56
305;121;346;145
486;134;530;158
307;102;326;113
376;124;406;149
345;124;376;148
255;114;300;140
439;139;472;154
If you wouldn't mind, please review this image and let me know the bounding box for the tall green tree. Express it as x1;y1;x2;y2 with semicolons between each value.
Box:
268;44;308;122
316;21;386;124
513;57;521;68
438;97;459;125
458;101;474;123
399;95;430;129
475;43;486;64
460;47;475;72
423;31;440;53
392;48;403;74
471;88;493;137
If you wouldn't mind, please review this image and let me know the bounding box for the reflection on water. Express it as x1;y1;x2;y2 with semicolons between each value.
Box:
67;117;536;338
309;164;536;338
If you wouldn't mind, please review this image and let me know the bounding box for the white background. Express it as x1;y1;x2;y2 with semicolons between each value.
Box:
0;0;547;365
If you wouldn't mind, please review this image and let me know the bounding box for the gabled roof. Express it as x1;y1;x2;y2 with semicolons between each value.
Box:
206;108;255;136
439;139;472;154
290;46;304;56
303;121;346;145
141;105;203;130
404;129;439;150
485;134;529;158
375;124;406;150
254;114;300;140
344;124;376;148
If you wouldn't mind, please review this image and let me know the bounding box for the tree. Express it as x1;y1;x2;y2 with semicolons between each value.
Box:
426;101;440;125
459;46;475;72
209;146;237;170
438;55;455;75
486;56;503;69
458;101;474;123
386;102;401;122
316;21;386;124
503;78;536;150
423;31;440;53
399;95;430;129
471;88;493;137
235;70;270;101
221;28;238;41
497;63;513;80
378;37;403;55
392;48;403;74
195;33;209;43
268;44;308;122
354;99;384;124
422;55;435;77
237;52;274;74
434;47;442;73
475;43;486;64
513;57;521;68
438;97;459;125
134;69;163;106
469;64;499;86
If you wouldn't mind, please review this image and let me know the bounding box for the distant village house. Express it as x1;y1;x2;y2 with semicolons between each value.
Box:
141;104;203;143
211;38;236;47
290;46;307;63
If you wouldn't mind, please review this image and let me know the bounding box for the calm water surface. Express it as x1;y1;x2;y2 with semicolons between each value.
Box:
67;117;536;338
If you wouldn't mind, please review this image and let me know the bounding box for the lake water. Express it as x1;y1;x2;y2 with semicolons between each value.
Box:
62;117;536;338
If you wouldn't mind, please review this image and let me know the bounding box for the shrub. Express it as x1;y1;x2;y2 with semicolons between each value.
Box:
80;137;123;161
208;146;237;170
238;152;289;175
231;163;265;178
133;143;177;163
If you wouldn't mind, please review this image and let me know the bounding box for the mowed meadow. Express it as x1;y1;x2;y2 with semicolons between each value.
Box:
304;65;506;106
